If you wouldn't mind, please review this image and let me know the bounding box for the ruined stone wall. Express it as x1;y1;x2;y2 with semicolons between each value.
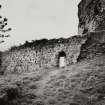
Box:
2;0;105;74
0;36;86;74
1;31;105;74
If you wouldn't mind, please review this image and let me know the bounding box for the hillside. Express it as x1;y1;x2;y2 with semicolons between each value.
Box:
0;54;105;105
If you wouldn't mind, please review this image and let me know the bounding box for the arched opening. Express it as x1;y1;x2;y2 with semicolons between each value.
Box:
58;51;66;68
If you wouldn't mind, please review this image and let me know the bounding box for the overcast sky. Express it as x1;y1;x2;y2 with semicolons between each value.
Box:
0;0;81;51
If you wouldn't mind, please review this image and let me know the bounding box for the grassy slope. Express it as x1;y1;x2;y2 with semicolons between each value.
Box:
1;55;105;105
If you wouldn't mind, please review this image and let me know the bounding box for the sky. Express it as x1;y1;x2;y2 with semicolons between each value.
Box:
0;0;81;51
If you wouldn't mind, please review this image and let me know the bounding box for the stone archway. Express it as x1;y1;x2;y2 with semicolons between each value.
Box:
58;51;66;68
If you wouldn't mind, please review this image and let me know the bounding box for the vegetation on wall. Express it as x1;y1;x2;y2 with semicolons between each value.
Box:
10;38;67;50
9;35;83;51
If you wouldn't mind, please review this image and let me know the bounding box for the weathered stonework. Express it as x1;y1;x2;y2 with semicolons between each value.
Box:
78;0;105;34
1;31;105;74
0;36;86;74
78;31;105;61
1;0;105;74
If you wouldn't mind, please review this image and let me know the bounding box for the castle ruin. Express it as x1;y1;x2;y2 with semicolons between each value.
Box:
1;0;105;74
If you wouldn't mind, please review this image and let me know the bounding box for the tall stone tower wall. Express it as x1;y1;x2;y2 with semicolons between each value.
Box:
78;0;105;34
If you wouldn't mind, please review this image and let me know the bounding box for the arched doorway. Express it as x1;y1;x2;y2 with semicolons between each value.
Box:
58;51;66;68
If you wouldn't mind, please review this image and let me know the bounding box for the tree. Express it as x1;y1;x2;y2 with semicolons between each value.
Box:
0;4;11;43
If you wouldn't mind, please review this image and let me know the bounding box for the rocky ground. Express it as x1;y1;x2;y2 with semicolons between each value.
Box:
0;54;105;105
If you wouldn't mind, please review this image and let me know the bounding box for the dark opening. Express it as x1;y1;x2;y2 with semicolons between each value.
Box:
58;51;66;68
83;28;88;34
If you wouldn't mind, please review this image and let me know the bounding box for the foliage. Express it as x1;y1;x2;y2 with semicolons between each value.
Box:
0;4;11;43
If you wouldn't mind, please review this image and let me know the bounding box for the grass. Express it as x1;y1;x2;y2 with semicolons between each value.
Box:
1;55;105;105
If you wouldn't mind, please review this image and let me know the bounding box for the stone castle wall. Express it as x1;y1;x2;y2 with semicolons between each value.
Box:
1;31;105;74
1;0;105;74
0;36;86;74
